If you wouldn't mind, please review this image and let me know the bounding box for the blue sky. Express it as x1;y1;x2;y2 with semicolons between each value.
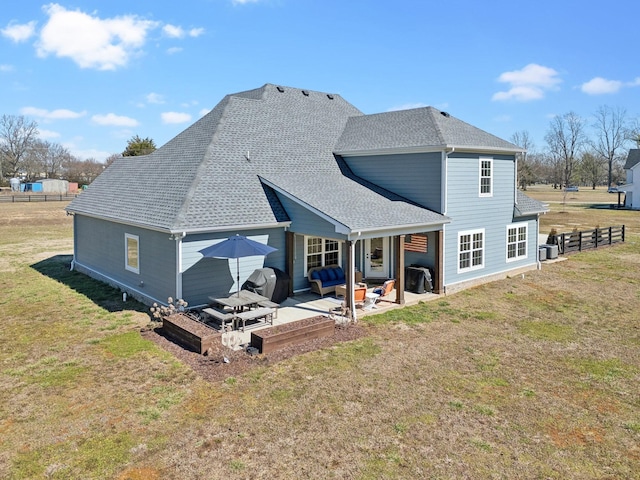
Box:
2;0;639;162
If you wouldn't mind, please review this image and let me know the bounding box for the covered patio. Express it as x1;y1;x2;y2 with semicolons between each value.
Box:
217;286;440;345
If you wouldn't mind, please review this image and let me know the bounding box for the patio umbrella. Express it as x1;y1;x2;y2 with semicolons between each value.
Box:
199;234;277;296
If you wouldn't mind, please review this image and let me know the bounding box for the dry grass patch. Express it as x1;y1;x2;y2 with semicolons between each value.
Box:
2;200;640;479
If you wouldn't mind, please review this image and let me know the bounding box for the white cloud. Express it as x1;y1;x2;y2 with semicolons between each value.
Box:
36;4;159;70
199;108;211;117
20;106;86;120
163;24;204;39
188;28;205;37
581;77;622;95
161;111;192;124
1;21;37;42
493;63;561;102
92;113;139;127
146;92;165;104
232;0;263;4
166;47;183;55
163;24;184;38
38;129;61;139
0;64;14;72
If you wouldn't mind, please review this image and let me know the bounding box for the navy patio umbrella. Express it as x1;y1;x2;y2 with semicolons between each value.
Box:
199;234;278;296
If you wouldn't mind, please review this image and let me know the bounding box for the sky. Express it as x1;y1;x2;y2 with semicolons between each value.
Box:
2;0;639;162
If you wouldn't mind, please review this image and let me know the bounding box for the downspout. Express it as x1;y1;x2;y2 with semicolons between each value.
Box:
174;232;186;300
441;147;454;289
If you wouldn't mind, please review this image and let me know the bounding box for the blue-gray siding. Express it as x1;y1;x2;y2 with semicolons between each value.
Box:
73;215;176;304
181;228;286;307
343;152;443;212
443;153;537;287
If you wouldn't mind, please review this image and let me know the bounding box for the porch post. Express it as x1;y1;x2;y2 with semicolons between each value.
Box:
435;229;444;294
394;235;405;305
285;231;295;297
347;240;356;321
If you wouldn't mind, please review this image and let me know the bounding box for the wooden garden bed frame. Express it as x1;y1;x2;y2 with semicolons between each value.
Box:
163;313;220;355
250;317;335;354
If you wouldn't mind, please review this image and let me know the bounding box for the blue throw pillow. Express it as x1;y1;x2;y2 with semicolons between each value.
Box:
311;271;321;280
319;269;329;282
327;268;337;281
335;267;345;280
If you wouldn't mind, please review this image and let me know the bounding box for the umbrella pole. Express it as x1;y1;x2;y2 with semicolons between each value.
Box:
236;258;240;297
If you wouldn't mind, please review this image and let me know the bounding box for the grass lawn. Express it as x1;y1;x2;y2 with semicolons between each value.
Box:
1;195;639;479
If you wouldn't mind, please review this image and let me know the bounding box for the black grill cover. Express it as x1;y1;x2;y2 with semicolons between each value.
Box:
242;267;290;303
405;266;434;293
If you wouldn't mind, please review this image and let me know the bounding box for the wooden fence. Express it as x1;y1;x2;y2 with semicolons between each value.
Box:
0;193;79;203
552;225;625;254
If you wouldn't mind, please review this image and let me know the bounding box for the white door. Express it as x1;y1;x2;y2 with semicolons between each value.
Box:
365;237;389;279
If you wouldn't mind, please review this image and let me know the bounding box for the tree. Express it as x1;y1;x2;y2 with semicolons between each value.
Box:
578;151;606;189
0;114;39;183
122;135;156;157
545;112;587;188
627;118;640;148
592;106;629;188
63;157;106;185
511;130;538;190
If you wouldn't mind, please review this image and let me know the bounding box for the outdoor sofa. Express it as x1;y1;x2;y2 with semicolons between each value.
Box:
307;264;346;296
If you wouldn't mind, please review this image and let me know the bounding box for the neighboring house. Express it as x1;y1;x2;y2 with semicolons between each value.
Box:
621;149;640;209
66;84;547;315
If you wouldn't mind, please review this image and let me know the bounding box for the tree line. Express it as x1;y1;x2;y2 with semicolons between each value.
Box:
0;114;156;187
513;106;640;190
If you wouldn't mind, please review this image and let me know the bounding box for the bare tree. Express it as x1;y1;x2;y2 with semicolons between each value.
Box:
0;115;39;183
627;117;640;148
592;105;629;188
511;130;537;190
545;112;587;189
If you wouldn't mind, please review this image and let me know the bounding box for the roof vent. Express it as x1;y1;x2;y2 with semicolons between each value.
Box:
440;111;450;118
276;86;284;93
301;90;309;96
327;94;334;100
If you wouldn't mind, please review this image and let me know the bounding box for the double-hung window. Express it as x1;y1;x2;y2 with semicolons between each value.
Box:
479;158;493;197
125;233;140;274
506;224;528;261
458;229;484;272
305;236;340;272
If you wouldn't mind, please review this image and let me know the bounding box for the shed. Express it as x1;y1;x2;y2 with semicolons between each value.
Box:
37;179;69;193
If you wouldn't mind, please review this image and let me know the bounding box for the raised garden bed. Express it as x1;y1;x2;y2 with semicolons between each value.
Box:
250;316;335;354
162;313;220;355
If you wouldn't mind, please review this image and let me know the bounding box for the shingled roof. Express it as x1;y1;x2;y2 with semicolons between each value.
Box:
334;107;523;155
514;191;548;218
624;149;640;169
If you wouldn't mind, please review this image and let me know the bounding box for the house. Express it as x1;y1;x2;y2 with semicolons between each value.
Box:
621;149;640;209
66;84;547;317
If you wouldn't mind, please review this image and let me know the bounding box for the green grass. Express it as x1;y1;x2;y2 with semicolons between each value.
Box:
2;199;640;479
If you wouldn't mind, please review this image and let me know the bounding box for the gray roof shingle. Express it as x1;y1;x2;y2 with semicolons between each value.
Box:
334;107;522;154
624;149;640;169
514;191;548;217
68;84;527;234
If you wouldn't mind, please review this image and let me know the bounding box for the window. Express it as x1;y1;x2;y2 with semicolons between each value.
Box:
507;224;528;261
479;158;493;197
458;229;484;272
125;233;139;273
305;236;340;271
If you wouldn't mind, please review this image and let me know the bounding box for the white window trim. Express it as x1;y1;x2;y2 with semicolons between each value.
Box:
303;236;342;273
457;228;485;273
125;233;140;274
506;223;528;262
479;157;493;197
